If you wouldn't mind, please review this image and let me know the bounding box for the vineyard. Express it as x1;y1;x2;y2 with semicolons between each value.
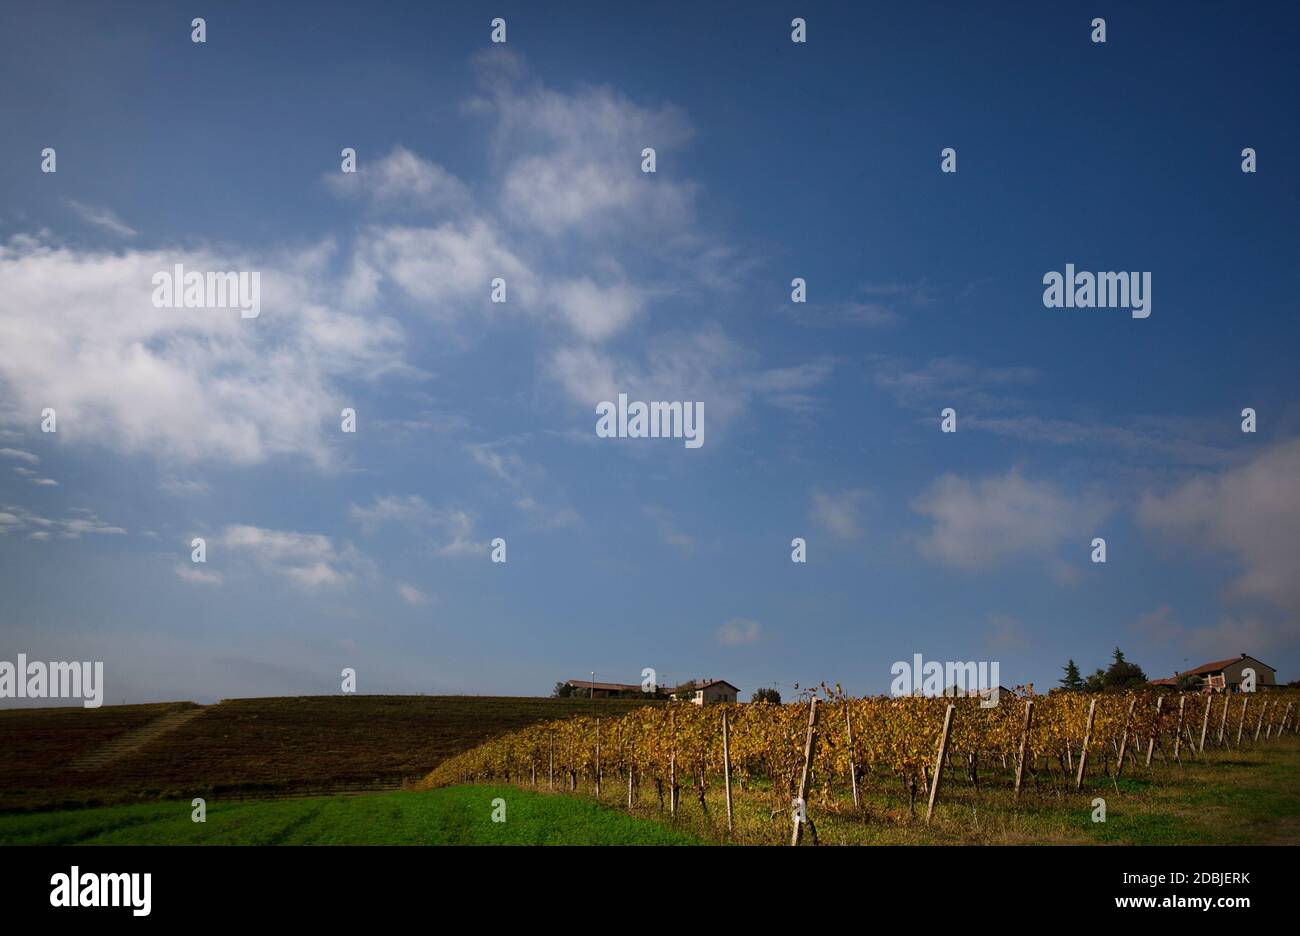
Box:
424;689;1300;843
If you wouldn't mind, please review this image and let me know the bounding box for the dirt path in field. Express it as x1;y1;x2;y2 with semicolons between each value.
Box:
69;707;208;771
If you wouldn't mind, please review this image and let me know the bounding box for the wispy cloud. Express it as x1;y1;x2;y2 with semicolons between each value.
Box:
912;470;1110;573
398;583;431;605
174;562;223;585
717;617;762;646
871;356;1232;467
782;281;933;329
872;356;1038;411
1139;438;1300;614
644;505;694;553
349;495;486;558
0;448;39;464
1133;605;1296;663
323;145;472;215
0;505;126;539
216;524;368;588
811;488;868;540
159;478;211;497
65;200;138;238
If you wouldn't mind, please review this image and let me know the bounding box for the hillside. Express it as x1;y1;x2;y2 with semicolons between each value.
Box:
0;695;662;812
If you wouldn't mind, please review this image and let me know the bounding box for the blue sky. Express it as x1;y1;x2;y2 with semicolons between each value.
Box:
1;1;1297;704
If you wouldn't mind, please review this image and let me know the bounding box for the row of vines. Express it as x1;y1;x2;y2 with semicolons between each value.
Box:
424;689;1299;836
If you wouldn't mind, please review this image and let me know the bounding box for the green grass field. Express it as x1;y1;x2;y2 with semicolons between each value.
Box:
0;785;701;845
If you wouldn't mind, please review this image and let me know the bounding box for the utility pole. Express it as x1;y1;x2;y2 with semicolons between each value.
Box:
590;671;595;699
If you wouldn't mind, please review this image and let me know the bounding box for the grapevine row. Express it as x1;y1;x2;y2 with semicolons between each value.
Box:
423;689;1299;826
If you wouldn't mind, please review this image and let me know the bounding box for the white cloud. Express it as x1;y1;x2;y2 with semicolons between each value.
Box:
784;301;900;328
349;494;486;558
811;488;867;540
644;505;693;552
398;583;430;605
431;510;486;557
717;618;761;646
0;236;409;466
1133;606;1294;661
548;322;825;435
912;470;1110;571
548;277;644;343
0;448;39;464
324;146;472;215
466;443;579;528
515;496;579;529
355;220;533;317
349;494;439;533
174;562;223;585
472;51;697;238
965;414;1233;467
0;505;126;539
466;444;525;485
2;57;784;486
873;356;1038;411
313;64;782;437
159;478;210;497
216;524;366;588
872;358;1230;467
1139;438;1300;614
741;361;835;414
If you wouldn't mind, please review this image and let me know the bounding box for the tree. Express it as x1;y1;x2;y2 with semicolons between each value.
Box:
1102;648;1148;692
1083;668;1106;694
552;681;575;698
672;680;698;699
1060;659;1084;692
752;687;781;704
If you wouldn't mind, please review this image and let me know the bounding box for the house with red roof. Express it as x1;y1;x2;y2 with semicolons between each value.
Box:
1149;653;1277;693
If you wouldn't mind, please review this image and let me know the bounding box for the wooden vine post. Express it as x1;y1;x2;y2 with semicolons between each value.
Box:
669;707;678;816
595;718;601;800
1075;697;1097;790
722;710;734;833
1198;695;1212;753
926;703;955;824
845;701;860;810
1014;699;1034;799
1146;695;1163;767
1254;699;1268;742
1217;695;1230;746
791;697;820;846
1173;695;1186;763
1236;696;1248;747
548;728;554;791
1115;696;1136;778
